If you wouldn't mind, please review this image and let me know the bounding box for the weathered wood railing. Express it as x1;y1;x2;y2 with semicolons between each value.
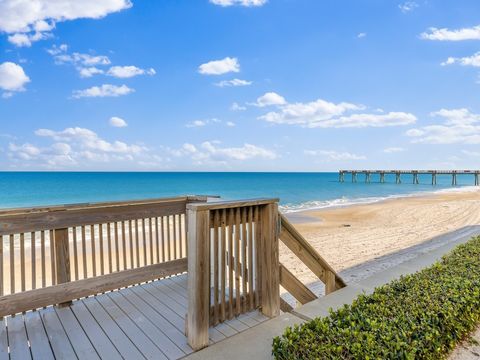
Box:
186;199;346;350
186;199;280;350
0;195;207;317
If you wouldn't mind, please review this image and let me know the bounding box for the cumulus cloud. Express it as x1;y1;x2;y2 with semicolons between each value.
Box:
198;57;240;75
441;52;480;67
7;126;156;169
304;150;366;161
231;102;246;111
399;1;418;13
257;94;416;128
383;147;405;153
253;92;287;107
209;0;267;6
107;66;156;78
421;25;480;41
72;84;134;98
1;0;132;47
109;116;128;127
171;141;276;165
0;62;30;96
215;78;252;87
357;32;367;39
406;108;480;144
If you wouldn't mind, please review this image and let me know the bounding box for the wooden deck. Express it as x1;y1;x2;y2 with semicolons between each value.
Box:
0;274;268;360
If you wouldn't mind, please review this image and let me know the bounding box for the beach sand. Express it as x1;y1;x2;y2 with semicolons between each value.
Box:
283;189;480;287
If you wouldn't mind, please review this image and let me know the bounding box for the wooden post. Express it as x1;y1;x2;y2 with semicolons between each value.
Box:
186;207;210;351
54;228;72;307
325;270;336;295
260;203;280;318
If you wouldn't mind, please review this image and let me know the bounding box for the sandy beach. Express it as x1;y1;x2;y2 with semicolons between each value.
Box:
283;188;480;287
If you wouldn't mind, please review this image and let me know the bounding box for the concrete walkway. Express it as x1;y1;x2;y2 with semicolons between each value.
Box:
184;226;480;360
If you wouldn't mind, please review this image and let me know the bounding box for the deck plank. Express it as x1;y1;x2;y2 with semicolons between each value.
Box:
24;311;54;360
141;283;186;318
7;315;31;360
82;297;145;359
95;295;166;360
116;289;193;355
40;307;77;359
0;320;9;360
55;306;100;360
150;281;187;307
70;302;121;360
108;291;186;359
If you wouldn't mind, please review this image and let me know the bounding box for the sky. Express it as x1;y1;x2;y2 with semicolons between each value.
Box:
1;0;480;171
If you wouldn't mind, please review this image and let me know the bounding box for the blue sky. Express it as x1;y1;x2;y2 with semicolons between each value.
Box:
1;0;480;171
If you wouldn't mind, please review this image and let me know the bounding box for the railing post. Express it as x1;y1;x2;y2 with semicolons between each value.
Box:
260;203;280;318
186;206;210;351
54;227;72;307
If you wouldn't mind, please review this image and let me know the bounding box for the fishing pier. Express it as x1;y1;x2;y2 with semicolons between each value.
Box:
339;170;480;186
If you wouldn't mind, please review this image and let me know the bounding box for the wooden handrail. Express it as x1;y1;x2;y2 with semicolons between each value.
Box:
280;214;346;291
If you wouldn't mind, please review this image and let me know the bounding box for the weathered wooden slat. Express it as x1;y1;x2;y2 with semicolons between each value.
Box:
90;225;96;277
247;207;254;310
70;301;121;359
260;203;280;318
41;231;46;288
40;307;77;359
7;314;31;360
129;220;134;269
279;214;346;289
81;226;87;279
142;218;147;266
0;319;8;360
55;306;101;360
0;258;187;317
213;210;219;326
24;311;55;360
114;222;120;272
279;264;317;305
99;223;104;275
72;227;79;281
280;298;293;313
107;223;113;274
187;198;278;212
148;218;154;265
241;208;247;313
122;221;127;270
234;209;241;316
227;209;234;320
186;207;210;351
0;199;188;236
20;233;25;292
31;232;36;290
220;209;226;322
9;234;14;294
0;236;3;296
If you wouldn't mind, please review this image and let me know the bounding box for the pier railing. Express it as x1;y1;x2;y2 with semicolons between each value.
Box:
339;170;480;185
0;195;207;317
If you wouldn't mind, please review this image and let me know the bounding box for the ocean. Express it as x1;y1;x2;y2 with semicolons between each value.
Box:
0;172;476;212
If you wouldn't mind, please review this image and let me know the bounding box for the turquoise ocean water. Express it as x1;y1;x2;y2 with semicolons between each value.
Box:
0;172;476;211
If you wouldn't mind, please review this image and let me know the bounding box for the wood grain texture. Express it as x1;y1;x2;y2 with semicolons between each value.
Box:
0;258;187;317
279;263;316;305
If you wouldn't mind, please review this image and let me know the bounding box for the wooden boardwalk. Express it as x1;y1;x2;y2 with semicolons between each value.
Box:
0;274;268;360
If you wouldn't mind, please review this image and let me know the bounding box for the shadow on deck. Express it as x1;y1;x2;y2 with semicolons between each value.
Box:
0;273;268;360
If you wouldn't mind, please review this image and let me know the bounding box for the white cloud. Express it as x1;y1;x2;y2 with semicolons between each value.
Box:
304;150;366;161
209;0;267;6
109;116;128;127
406;108;480;144
171;141;276;165
215;78;252;87
185;118;236;128
357;32;367;39
198;57;240;75
399;1;418;13
462;149;480;157
383;147;405;153
7;126;157;169
231;102;246;111
254;92;287;107
72;84;134;98
0;62;30;96
79;67;104;78
441;52;480;67
421;25;480;41
1;0;132;47
107;66;156;78
257;94;416;128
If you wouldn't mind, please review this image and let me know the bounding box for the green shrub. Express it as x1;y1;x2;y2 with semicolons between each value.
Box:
272;236;480;359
